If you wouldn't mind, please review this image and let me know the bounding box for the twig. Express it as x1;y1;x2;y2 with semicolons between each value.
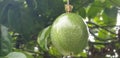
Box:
89;41;110;45
87;22;117;35
109;0;120;7
89;29;116;41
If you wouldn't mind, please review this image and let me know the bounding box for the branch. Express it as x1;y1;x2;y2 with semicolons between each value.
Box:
89;41;110;45
87;22;117;35
89;29;116;41
109;0;120;7
89;29;119;45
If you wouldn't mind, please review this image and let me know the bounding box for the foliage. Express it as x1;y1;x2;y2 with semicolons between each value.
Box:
0;0;120;58
0;25;12;56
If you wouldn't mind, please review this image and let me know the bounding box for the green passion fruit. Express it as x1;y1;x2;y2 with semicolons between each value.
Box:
51;13;88;56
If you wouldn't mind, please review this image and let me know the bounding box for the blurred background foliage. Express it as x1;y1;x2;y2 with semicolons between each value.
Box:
0;0;120;58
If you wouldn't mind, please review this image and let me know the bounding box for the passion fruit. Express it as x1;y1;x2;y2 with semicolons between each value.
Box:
51;13;88;56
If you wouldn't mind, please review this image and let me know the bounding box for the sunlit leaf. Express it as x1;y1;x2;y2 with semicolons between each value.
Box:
79;52;87;57
94;45;105;50
98;29;115;40
93;16;105;25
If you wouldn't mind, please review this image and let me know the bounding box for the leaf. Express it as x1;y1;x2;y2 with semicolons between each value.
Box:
93;7;117;26
102;7;117;26
0;25;12;56
22;51;34;58
37;26;51;51
98;29;115;40
79;52;87;57
5;52;27;58
98;29;110;39
48;46;61;56
86;0;109;19
93;16;105;26
115;43;120;49
77;8;86;18
94;45;105;50
87;6;102;19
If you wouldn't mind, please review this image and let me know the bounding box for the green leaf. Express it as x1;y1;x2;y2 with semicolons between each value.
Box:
48;46;61;56
77;8;86;18
94;45;105;50
0;25;12;56
93;7;117;26
87;6;102;19
79;52;87;57
37;26;51;51
22;51;34;58
102;7;117;26
86;1;105;19
93;16;105;25
98;29;110;39
98;29;115;40
5;52;26;58
115;43;120;49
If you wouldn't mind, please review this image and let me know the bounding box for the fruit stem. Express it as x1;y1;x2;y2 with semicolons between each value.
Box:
67;0;70;5
65;0;73;13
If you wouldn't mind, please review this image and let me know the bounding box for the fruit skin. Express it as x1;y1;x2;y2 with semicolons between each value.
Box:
51;13;88;56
